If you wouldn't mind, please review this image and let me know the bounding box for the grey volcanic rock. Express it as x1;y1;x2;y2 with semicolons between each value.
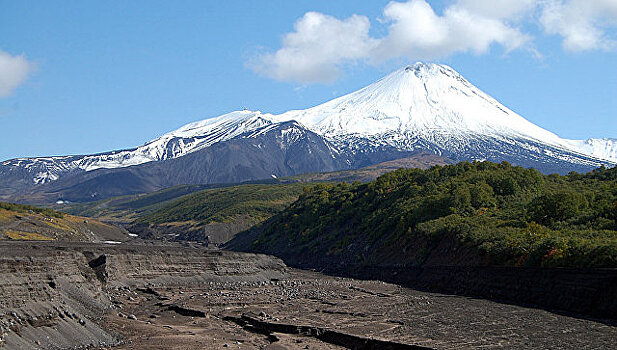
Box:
0;241;288;349
2;240;616;349
0;245;116;349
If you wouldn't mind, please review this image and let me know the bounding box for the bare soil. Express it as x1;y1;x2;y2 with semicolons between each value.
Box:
1;241;615;349
103;269;617;349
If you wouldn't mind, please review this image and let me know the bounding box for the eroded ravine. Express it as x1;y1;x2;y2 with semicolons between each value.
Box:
0;241;286;349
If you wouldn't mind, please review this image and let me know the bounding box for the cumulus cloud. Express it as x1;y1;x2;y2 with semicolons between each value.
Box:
540;0;617;51
0;50;32;97
373;0;531;61
250;0;617;83
249;12;378;83
455;0;537;20
250;0;532;83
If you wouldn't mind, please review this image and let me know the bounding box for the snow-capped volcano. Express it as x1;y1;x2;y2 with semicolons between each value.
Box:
0;110;276;185
278;64;562;143
1;63;614;198
275;63;612;163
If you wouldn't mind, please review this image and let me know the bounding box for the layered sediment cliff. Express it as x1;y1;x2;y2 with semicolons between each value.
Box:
0;241;287;349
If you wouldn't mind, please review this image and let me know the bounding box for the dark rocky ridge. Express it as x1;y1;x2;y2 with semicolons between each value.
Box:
128;218;256;245
2;121;424;204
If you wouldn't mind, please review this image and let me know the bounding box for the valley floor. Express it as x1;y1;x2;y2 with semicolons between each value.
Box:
103;270;616;349
0;240;615;350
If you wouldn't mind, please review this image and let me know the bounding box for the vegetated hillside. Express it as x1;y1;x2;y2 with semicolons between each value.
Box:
63;184;217;223
128;183;308;243
61;153;450;225
0;202;128;242
229;162;617;268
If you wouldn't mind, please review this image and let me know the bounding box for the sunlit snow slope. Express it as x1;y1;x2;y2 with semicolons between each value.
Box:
277;63;613;163
566;138;617;163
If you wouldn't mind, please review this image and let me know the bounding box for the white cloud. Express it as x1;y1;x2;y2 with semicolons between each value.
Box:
540;0;617;51
250;1;532;83
249;12;377;83
455;0;537;20
0;50;32;97
373;0;531;61
250;0;617;83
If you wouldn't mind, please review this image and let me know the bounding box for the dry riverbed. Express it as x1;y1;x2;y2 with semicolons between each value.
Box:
103;270;617;349
0;241;615;349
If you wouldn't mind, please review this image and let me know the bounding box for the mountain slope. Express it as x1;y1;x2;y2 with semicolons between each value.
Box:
273;63;613;172
127;183;308;244
0;111;274;189
9;121;406;203
566;138;617;163
1;63;614;202
278;63;615;164
62;184;215;224
278;64;565;144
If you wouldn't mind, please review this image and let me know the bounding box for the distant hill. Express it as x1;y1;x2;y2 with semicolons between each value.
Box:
0;202;128;242
61;154;450;243
63;184;220;224
228;162;617;268
284;152;453;183
126;183;308;243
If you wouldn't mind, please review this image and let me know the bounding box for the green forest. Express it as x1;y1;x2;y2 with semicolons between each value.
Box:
244;162;617;268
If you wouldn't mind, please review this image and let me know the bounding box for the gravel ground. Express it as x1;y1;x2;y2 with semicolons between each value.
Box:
103;269;617;349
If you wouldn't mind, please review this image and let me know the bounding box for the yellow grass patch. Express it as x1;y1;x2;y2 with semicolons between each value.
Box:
162;220;198;227
43;218;75;231
65;215;88;224
4;230;54;241
0;208;17;215
65;215;115;228
0;209;16;222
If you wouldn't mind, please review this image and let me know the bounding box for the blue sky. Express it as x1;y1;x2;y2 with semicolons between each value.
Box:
1;0;616;161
